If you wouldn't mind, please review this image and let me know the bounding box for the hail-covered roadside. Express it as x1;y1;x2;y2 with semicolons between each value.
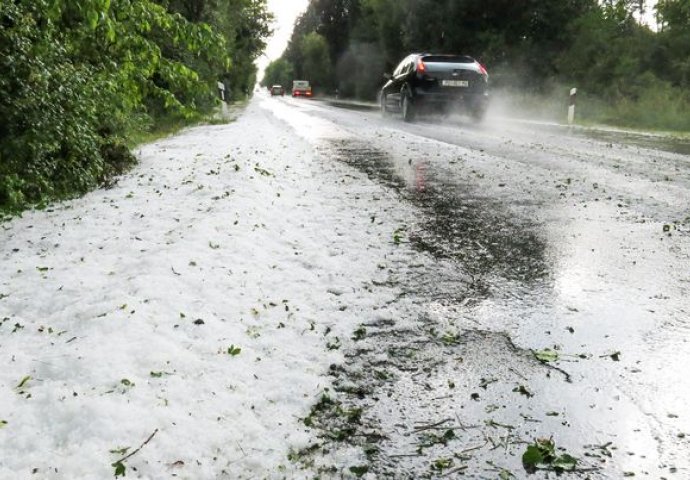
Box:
0;100;414;479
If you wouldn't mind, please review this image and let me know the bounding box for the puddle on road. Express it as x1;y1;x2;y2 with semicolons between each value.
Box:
294;142;602;478
330;141;551;292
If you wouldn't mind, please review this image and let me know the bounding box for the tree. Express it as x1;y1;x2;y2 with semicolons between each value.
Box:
657;0;690;86
262;58;295;88
158;0;273;99
301;32;333;90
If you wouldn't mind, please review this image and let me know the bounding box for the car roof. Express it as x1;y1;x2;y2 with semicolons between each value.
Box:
415;53;474;58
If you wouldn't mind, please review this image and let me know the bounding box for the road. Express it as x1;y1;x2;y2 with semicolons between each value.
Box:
264;94;690;478
1;93;688;479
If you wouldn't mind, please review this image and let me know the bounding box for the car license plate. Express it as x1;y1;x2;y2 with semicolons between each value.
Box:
442;80;469;87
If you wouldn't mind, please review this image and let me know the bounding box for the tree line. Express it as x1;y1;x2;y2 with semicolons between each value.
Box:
0;0;271;212
263;0;690;129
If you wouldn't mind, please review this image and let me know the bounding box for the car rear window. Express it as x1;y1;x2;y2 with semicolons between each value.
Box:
422;55;475;64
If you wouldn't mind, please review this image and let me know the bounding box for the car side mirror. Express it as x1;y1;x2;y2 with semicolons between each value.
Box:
383;73;392;80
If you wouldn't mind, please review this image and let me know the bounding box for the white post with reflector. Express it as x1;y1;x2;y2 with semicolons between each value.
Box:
217;81;228;118
568;87;577;126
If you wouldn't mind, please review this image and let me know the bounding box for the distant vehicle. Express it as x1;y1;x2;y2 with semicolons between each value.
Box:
270;85;285;96
380;54;489;122
292;80;312;98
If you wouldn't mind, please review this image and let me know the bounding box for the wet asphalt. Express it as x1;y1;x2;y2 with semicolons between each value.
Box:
268;96;690;479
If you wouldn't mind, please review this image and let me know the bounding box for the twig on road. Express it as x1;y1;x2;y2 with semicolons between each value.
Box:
114;428;159;465
442;465;468;477
459;441;487;454
412;418;453;433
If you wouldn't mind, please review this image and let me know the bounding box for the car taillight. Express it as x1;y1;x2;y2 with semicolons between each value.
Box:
417;58;427;75
478;63;488;76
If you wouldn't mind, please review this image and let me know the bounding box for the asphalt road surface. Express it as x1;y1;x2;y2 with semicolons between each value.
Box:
263;94;690;479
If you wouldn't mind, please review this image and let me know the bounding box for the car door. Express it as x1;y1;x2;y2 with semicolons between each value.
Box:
384;56;411;108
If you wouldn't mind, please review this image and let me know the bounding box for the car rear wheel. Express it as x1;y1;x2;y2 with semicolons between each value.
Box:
402;94;415;122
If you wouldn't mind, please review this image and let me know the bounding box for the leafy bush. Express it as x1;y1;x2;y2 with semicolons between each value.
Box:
0;0;271;213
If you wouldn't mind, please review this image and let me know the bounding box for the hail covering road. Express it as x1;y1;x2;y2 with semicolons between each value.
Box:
1;93;689;479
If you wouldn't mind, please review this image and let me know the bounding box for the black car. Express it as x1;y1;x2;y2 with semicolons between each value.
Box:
380;54;489;122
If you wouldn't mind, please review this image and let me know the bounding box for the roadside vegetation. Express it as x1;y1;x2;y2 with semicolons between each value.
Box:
0;0;271;213
263;0;690;131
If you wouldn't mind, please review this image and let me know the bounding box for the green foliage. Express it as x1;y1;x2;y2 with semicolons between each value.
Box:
109;447;131;456
301;32;333;90
431;457;454;472
349;465;369;477
0;0;271;213
262;58;295;88
164;0;273;99
533;349;559;363
112;460;126;477
16;376;31;389
352;326;366;341
227;345;242;356
522;438;577;473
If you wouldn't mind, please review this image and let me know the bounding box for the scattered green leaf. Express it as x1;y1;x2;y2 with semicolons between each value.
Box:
431;457;453;472
513;385;533;398
522;438;578;473
112;460;126;477
16;376;31;389
479;377;498;389
352;326;366;341
227;345;241;356
349;465;369;477
533;349;559;362
109;447;130;456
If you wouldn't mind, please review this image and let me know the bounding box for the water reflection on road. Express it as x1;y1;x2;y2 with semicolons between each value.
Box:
262;95;690;478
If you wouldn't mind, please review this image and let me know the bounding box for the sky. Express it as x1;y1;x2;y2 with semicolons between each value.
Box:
639;0;659;28
256;0;310;80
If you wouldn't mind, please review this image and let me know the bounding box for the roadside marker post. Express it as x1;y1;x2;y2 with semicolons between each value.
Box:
218;81;228;118
568;87;577;126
